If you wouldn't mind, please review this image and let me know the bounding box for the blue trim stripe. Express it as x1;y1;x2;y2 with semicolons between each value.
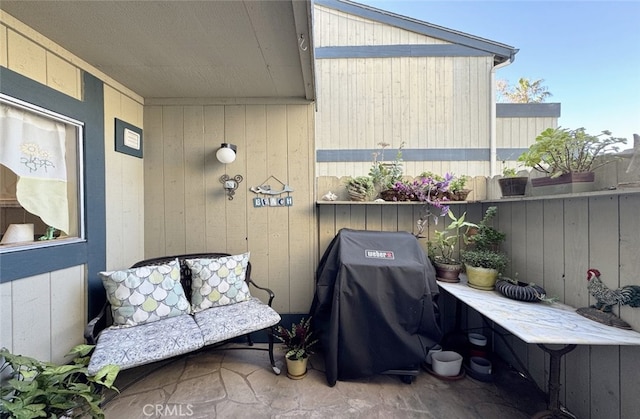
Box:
316;148;529;162
315;44;489;59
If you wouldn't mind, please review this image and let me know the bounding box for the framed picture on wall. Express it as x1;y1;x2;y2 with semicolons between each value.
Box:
115;118;143;158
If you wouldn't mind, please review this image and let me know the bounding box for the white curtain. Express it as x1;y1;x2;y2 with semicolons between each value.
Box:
0;104;69;234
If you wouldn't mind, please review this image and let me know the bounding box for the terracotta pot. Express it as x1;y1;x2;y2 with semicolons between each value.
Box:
433;260;462;283
286;356;308;379
449;189;472;201
379;189;417;201
465;265;499;290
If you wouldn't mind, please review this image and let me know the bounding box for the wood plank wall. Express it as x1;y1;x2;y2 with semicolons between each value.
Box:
314;5;495;179
143;103;317;314
497;115;558;152
316;189;640;419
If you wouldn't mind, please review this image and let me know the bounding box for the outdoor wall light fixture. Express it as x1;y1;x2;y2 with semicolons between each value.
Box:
216;143;237;164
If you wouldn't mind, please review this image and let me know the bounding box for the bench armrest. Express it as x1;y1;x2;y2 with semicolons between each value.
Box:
84;303;109;345
247;278;275;306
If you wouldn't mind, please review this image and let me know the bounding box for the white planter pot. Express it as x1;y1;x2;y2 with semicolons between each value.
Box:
431;351;463;377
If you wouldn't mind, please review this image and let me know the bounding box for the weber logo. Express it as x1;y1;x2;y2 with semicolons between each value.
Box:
365;249;395;259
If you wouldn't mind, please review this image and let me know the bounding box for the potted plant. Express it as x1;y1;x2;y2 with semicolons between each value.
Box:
498;167;528;197
427;209;477;283
369;142;404;198
0;345;119;418
418;172;446;198
274;317;318;380
462;206;508;290
447;174;472;201
345;176;374;201
461;249;509;290
517;127;626;195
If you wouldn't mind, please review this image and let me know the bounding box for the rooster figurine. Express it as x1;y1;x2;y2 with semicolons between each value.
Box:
586;268;640;313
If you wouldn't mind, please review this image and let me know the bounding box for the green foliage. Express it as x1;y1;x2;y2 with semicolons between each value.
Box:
468;206;506;251
448;174;469;192
502;167;518;178
369;142;404;190
274;317;319;361
427;210;477;264
518;127;626;178
345;176;374;196
418;171;444;182
461;207;508;272
0;345;119;419
497;77;552;103
461;249;508;272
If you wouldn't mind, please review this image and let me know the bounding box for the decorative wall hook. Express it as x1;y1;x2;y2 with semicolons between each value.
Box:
220;174;243;200
298;34;308;51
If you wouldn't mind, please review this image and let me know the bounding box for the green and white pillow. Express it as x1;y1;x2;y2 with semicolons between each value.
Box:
186;252;251;312
99;258;191;327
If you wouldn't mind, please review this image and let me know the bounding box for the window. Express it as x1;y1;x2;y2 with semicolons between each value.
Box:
0;93;84;252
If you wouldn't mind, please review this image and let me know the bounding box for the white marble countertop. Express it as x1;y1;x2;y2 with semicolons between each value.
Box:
438;276;640;346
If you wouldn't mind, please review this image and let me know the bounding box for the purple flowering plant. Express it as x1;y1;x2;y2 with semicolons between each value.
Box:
391;173;452;205
274;317;318;360
392;173;453;240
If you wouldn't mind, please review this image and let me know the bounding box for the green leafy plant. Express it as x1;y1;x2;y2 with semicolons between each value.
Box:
418;171;444;182
427;210;477;264
448;174;469;193
517;127;626;178
461;249;508;272
502;167;518;178
462;206;508;273
345;176;374;200
0;345;119;419
369;142;404;191
274;317;318;361
468;206;506;251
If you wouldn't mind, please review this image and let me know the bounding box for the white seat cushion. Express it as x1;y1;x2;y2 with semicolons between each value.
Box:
194;297;281;345
88;314;203;375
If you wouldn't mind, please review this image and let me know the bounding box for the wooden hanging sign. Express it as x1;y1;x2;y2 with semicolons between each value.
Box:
250;175;294;207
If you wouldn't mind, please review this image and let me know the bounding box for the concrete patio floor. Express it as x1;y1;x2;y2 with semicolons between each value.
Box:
102;343;548;418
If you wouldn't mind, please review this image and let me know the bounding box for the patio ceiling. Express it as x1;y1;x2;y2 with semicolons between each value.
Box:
0;0;315;101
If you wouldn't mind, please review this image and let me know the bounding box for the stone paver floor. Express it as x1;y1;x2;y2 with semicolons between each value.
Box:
102;344;548;418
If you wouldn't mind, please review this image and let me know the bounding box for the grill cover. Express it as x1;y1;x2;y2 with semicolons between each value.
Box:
310;229;442;386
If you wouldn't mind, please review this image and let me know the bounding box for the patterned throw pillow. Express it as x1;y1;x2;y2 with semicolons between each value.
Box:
99;259;191;327
186;252;251;312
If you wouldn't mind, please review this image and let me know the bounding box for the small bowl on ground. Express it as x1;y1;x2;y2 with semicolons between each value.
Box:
469;356;492;374
431;351;463;377
468;333;487;347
